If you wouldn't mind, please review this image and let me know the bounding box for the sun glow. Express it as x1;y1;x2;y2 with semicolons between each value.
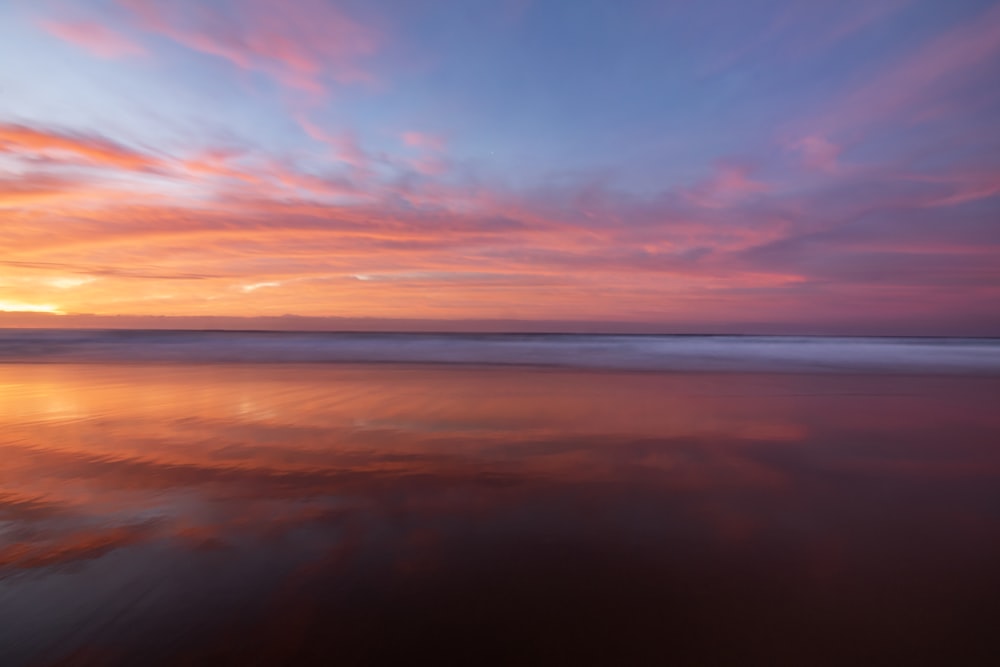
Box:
45;276;96;289
0;300;64;314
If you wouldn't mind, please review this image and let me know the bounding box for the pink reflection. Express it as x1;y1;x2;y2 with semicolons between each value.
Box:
0;363;999;664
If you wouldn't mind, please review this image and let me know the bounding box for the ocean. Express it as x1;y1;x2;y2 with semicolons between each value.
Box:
3;329;1000;373
1;330;999;665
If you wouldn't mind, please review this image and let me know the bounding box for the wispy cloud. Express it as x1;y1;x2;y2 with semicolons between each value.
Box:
402;131;446;152
119;0;381;96
0;123;159;171
40;19;145;59
807;2;1000;141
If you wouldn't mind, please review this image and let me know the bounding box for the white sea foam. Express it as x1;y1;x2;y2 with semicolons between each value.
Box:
1;330;999;374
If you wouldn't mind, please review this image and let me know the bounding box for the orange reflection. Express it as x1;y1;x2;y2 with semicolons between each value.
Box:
1;362;999;665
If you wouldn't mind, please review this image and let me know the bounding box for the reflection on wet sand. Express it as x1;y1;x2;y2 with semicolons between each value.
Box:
1;364;999;665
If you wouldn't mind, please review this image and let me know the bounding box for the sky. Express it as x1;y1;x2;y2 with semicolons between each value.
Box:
1;0;999;334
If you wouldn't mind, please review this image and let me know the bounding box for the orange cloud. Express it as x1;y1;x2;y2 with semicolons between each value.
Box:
0;123;159;171
0;173;88;207
0;525;154;570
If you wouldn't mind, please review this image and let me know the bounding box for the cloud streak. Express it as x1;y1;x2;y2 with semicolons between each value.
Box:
0;123;159;171
119;0;381;96
41;19;146;59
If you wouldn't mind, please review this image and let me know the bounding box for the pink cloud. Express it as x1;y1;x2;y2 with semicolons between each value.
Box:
409;155;450;176
814;2;1000;139
792;136;840;172
812;0;911;50
119;0;381;96
296;115;371;175
684;164;769;209
916;170;1000;208
714;166;769;196
41;20;146;59
402;131;446;152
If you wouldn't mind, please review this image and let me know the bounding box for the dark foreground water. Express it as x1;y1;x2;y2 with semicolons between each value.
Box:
1;333;999;665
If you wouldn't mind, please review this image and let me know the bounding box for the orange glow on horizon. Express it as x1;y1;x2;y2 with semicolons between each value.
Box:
0;300;64;314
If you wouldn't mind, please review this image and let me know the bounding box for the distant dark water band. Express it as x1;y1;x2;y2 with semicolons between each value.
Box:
2;330;1000;374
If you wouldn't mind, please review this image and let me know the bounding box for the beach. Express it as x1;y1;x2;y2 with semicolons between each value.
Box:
1;335;999;664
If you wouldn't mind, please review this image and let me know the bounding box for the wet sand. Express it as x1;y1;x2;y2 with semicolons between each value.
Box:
1;363;999;665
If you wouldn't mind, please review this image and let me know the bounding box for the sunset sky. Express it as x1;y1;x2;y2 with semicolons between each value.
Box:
1;0;999;333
